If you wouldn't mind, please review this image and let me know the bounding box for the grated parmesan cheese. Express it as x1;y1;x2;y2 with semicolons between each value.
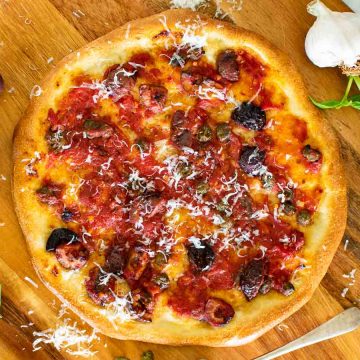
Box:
169;0;206;11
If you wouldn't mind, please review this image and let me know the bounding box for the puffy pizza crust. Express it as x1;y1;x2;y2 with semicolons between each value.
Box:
12;9;347;346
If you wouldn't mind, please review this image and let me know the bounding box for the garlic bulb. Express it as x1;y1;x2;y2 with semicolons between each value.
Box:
305;0;360;68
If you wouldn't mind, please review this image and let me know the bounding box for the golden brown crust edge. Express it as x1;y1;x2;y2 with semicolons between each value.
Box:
12;9;347;346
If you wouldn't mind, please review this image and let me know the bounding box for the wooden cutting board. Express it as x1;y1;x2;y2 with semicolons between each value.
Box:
0;0;359;359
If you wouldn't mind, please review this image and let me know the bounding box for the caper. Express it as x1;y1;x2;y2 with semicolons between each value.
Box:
136;138;149;152
216;123;231;142
141;350;154;360
178;163;192;177
46;130;66;152
83;119;102;130
153;273;170;290
36;186;53;195
259;278;272;295
283;201;296;216
281;188;293;202
296;209;312;226
197;124;212;142
154;252;167;266
281;282;295;296
216;200;228;214
261;173;274;189
302;144;321;162
196;182;209;194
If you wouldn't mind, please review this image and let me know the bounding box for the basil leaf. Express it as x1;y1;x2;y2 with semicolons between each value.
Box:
310;97;344;109
353;76;360;91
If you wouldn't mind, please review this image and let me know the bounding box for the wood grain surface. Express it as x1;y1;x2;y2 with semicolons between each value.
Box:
0;0;359;359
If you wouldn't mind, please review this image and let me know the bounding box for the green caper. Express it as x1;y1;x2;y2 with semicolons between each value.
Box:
136;138;149;152
36;186;53;196
261;173;274;189
197;124;212;142
153;273;170;290
216;200;228;214
281;282;295;296
283;201;296;216
141;350;154;360
296;209;312;226
282;189;293;202
216;123;231;142
83;119;103;130
196;182;209;194
259;278;272;295
154;252;168;266
46;130;66;152
302;144;321;162
178;163;192;177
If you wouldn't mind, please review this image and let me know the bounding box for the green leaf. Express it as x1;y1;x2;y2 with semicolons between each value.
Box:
349;94;360;102
310;97;344;109
353;76;360;91
351;101;360;110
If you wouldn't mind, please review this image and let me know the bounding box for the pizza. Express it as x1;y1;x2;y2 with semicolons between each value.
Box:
13;9;347;346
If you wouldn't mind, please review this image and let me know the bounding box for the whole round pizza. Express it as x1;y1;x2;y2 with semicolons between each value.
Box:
13;10;347;346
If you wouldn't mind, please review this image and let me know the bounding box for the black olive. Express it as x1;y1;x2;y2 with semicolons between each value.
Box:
231;103;266;130
283;201;296;216
171;110;186;129
153;273;170;290
239;146;266;176
61;208;73;222
196;182;209;194
239;258;266;301
105;245;126;275
187;240;215;271
302;144;321;162
46;228;79;252
296;209;312;226
172;129;193;148
197;124;212;142
280;282;295;296
216;123;231;142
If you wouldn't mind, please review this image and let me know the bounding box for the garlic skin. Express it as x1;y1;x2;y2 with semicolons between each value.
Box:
305;0;360;68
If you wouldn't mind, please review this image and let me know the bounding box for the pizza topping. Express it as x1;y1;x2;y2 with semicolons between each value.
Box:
282;201;296;216
239;259;266;301
217;50;239;82
296;209;312;226
130;288;153;322
216;123;231;142
104;64;136;90
280;282;295;296
231;103;266;131
204;297;235;327
105;245;126;275
302;144;321;162
55;242;89;270
197;124;212;142
46;129;66;152
61;208;74;222
239;146;266;176
152;273;170;290
187;239;215;272
139;84;168;113
85;266;115;306
83;119;114;139
46;228;78;252
124;248;150;282
37;184;62;205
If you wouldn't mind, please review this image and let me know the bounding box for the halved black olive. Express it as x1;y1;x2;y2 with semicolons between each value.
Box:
217;50;239;82
187;240;215;271
239;258;266;301
239;146;266;176
46;228;79;252
204;297;235;327
231;103;266;130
